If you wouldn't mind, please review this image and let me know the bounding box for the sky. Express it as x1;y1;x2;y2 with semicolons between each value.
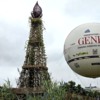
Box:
0;0;100;88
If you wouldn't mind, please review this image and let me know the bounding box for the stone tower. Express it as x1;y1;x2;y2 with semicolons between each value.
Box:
15;2;50;95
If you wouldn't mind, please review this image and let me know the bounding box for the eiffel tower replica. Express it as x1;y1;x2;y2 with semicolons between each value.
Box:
13;1;50;98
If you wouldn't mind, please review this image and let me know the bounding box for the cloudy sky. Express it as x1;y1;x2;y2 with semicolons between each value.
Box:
0;0;100;88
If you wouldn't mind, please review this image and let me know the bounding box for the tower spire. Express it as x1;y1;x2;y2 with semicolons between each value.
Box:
31;1;42;18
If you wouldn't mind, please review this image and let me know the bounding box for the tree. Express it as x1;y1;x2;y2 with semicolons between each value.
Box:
75;84;83;94
68;81;76;93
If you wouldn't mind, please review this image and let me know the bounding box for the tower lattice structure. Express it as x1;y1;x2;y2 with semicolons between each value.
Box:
17;2;50;94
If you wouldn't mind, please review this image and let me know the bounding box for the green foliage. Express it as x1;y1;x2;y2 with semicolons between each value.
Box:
24;80;66;100
42;80;66;100
0;79;16;100
0;80;100;100
29;17;42;25
0;80;66;100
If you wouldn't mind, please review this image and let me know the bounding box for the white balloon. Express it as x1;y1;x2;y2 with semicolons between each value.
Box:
64;23;100;78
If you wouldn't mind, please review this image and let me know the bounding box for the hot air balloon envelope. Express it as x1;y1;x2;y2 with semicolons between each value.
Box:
64;23;100;78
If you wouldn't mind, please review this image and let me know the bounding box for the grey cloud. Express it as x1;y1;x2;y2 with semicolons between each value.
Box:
0;20;28;67
0;37;24;67
66;0;100;18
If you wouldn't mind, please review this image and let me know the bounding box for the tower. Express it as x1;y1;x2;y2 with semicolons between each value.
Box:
16;2;50;95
